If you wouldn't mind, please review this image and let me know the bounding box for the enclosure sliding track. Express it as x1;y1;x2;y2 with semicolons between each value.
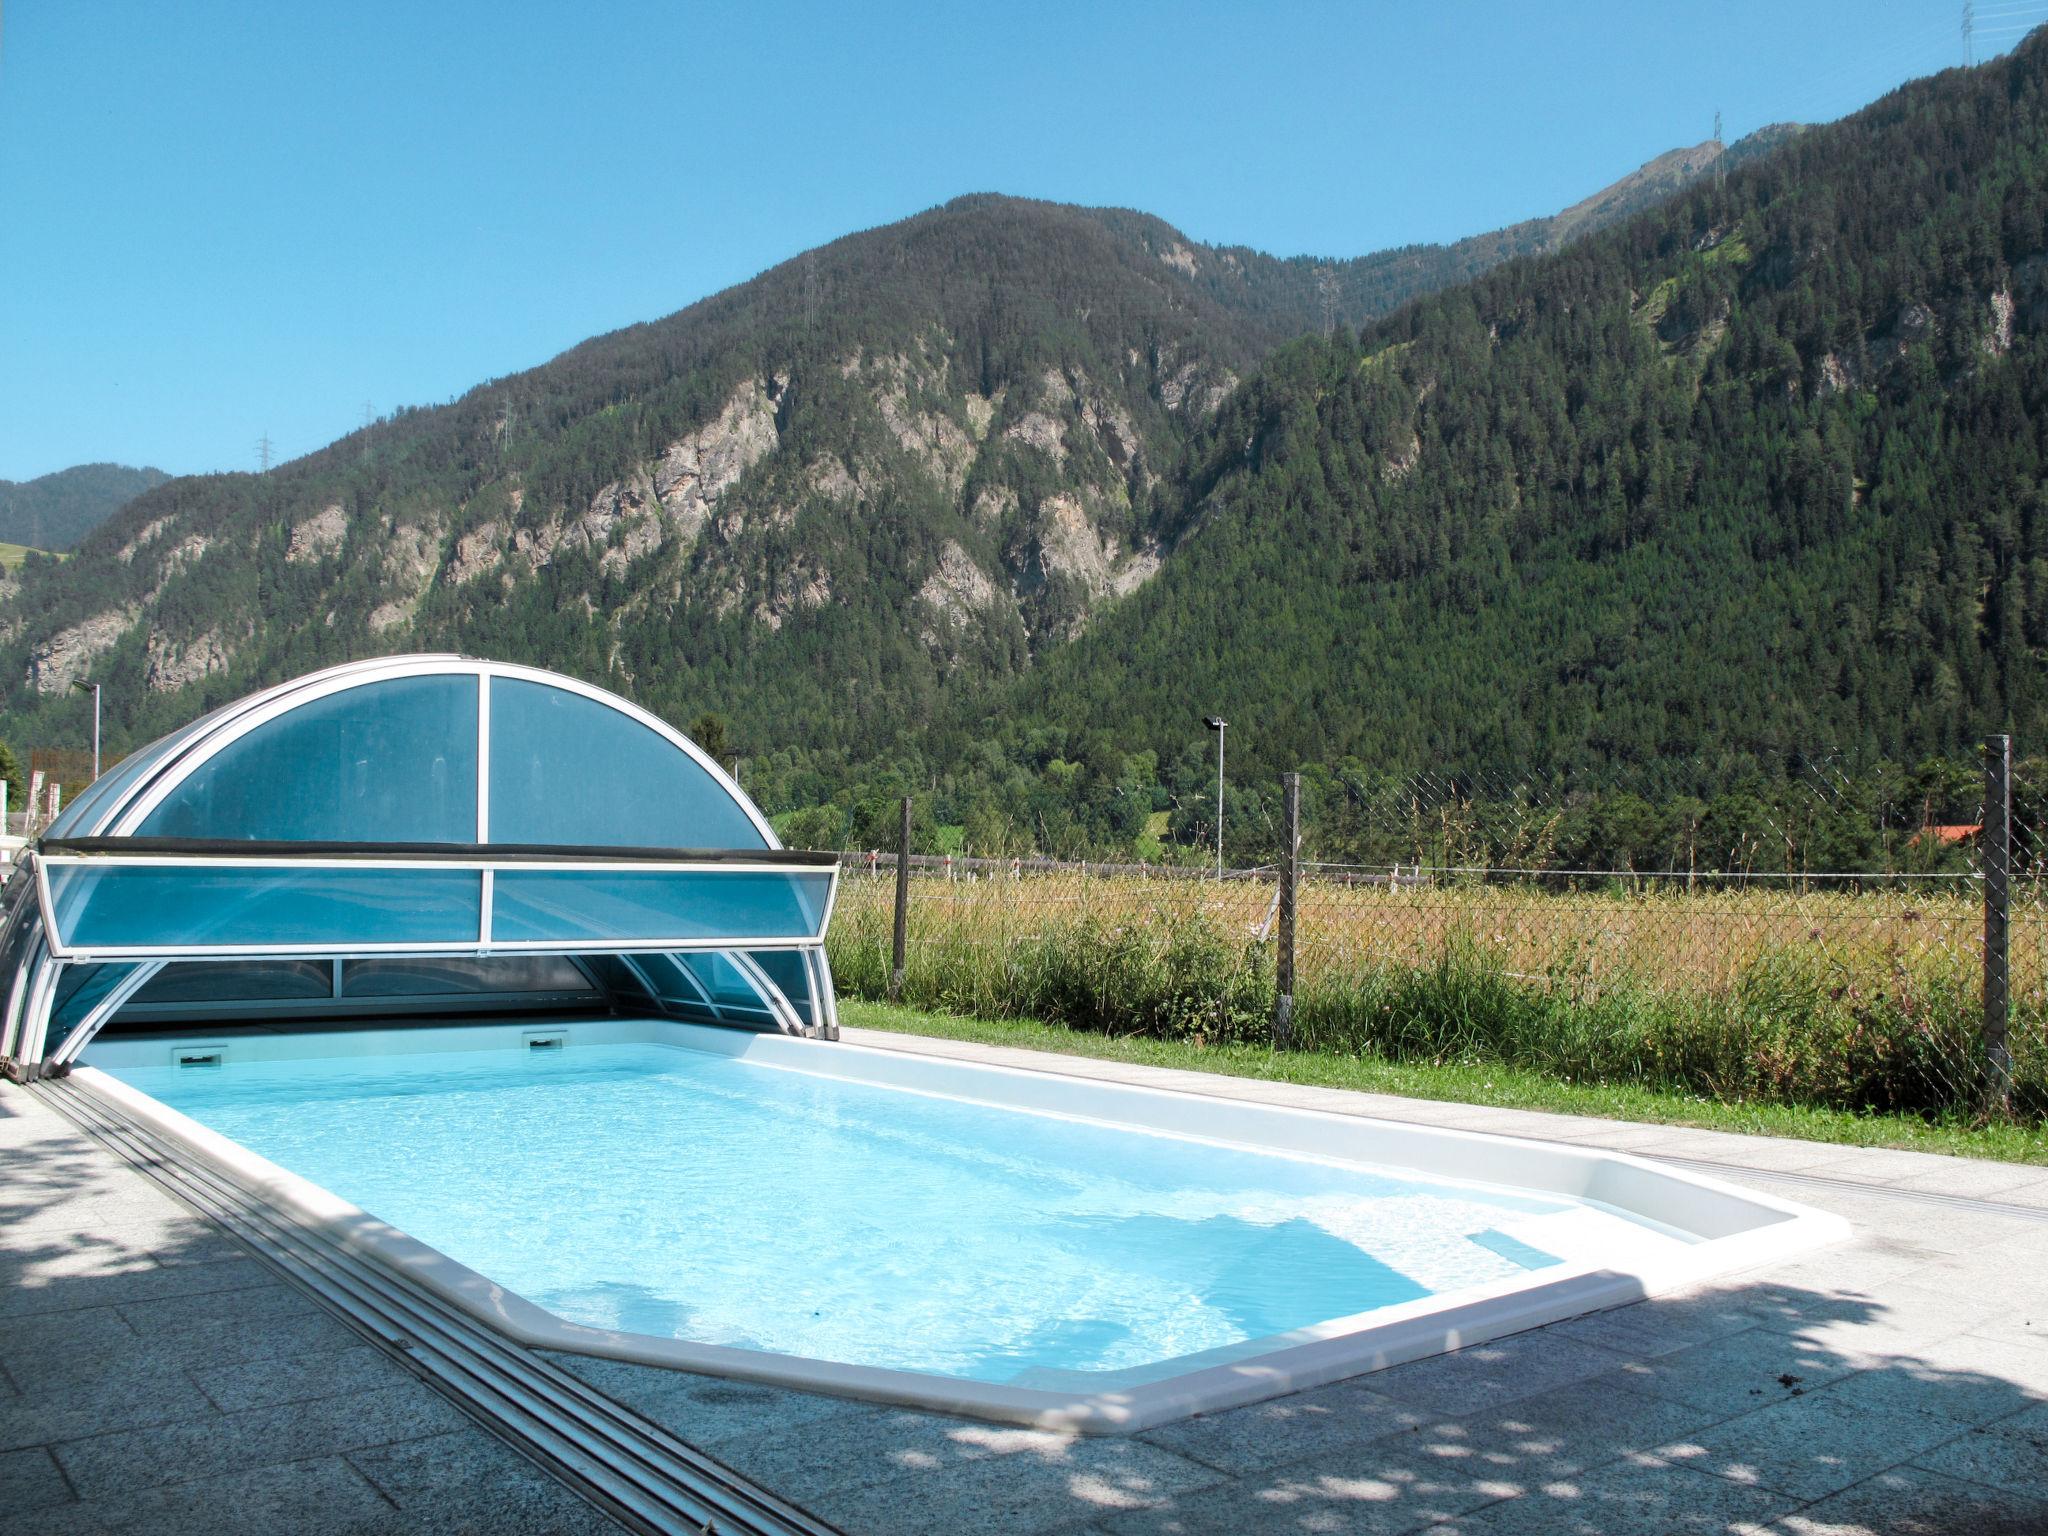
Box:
33;1077;843;1536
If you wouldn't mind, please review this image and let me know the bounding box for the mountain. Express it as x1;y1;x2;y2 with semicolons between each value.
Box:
1084;128;1798;345
0;132;1751;773
0;463;167;552
1007;42;2048;807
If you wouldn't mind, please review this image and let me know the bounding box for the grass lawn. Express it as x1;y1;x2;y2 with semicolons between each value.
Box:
841;998;2048;1166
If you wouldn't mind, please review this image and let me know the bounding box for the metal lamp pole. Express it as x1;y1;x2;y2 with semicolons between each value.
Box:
1204;716;1227;878
72;680;100;779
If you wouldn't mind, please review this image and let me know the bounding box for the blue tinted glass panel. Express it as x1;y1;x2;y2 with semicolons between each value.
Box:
46;963;141;1050
667;952;777;1024
48;714;217;837
132;960;336;1004
137;677;478;842
340;956;595;996
46;865;482;951
489;869;830;943
747;948;815;1026
487;679;764;849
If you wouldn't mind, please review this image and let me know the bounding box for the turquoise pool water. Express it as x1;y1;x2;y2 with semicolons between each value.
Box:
110;1040;1577;1383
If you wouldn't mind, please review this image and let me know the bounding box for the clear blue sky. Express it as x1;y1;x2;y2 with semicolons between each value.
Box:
2;0;2040;481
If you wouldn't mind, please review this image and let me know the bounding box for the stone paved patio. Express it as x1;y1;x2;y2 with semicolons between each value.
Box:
6;1026;2048;1534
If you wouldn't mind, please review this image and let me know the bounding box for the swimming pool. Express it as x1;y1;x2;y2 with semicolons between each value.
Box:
78;1020;1847;1430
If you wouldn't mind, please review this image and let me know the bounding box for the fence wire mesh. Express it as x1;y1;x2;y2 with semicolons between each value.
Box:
813;745;2041;1124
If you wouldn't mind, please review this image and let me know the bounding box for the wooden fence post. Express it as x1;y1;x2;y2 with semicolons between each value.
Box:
890;796;912;1003
1275;772;1300;1049
1984;734;2013;1114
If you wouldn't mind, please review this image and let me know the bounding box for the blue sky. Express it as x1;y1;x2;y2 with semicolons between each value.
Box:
2;0;2041;482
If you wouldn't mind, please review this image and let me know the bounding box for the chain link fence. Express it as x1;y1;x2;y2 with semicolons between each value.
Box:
820;739;2045;1125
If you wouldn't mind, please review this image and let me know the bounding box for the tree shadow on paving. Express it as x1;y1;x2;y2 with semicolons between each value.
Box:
568;1277;2048;1536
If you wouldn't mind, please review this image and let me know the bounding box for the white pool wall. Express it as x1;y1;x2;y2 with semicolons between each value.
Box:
75;1019;1850;1433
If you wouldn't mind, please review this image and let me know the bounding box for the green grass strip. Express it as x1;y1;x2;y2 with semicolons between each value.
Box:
841;999;2048;1167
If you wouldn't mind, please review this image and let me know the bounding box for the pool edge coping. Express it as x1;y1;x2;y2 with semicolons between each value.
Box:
69;1027;1852;1434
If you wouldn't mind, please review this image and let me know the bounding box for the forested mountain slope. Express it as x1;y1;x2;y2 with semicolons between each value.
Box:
1077;130;1797;349
1008;36;2048;800
0;463;166;550
0;140;1745;779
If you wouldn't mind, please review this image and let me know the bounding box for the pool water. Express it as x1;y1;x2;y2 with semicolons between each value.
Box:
113;1040;1598;1383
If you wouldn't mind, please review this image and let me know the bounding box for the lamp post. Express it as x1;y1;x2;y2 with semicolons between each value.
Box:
72;679;100;780
1203;716;1227;878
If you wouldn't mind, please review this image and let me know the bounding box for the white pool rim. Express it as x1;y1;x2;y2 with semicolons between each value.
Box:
75;1020;1850;1433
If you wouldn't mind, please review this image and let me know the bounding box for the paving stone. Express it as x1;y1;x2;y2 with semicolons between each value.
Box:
1638;1132;1849;1174
1735;1275;2010;1354
54;1382;469;1501
1906;1401;2048;1497
1814;1333;2048;1426
1654;1387;1969;1502
0;1240;159;1283
816;1432;1223;1536
191;1342;417;1413
552;1354;868;1447
1368;1331;1633;1417
1896;1239;2048;1308
1548;1289;1761;1360
1774;1188;2033;1252
1095;1430;1525;1536
349;1427;623;1535
702;1400;1094;1506
0;1444;75;1515
1408;1375;1733;1483
1889;1162;2048;1200
9;1304;363;1386
1966;1312;2048;1354
0;1357;217;1452
1738;1231;1959;1294
1136;1378;1428;1476
1770;1464;2048;1536
1795;1148;1992;1186
115;1276;324;1336
1432;1453;1795;1535
56;1454;398;1535
0;1255;274;1318
1588;1326;1859;1414
0;1304;139;1361
141;1225;255;1267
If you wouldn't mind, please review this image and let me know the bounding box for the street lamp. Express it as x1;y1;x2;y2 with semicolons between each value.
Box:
1203;716;1227;878
71;680;100;780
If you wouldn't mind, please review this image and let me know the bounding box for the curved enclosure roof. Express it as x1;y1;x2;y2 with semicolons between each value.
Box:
2;658;839;1077
49;655;774;849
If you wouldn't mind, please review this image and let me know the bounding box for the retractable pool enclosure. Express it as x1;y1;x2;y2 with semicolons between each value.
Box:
0;656;839;1080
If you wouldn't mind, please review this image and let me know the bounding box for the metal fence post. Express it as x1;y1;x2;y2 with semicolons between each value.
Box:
1984;734;2013;1114
890;796;912;1002
1274;773;1299;1049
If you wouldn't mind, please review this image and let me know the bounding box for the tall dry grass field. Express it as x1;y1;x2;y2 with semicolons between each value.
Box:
826;867;2048;1121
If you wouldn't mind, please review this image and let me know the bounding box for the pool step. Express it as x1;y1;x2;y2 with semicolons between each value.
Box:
34;1077;843;1536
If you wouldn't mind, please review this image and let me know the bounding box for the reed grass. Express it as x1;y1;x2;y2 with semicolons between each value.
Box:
825;869;2048;1123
